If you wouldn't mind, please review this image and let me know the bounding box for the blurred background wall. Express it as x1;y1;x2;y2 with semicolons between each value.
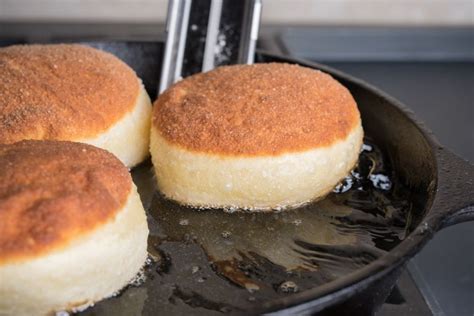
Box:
0;0;472;25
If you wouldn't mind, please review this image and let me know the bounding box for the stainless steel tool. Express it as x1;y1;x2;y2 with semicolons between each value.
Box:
159;0;262;93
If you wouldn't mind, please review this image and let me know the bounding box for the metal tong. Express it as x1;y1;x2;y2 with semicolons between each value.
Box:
159;0;262;93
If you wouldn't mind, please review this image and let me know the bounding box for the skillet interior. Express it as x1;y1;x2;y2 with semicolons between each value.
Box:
71;45;438;315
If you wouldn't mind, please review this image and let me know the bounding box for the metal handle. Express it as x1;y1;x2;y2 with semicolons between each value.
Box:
237;0;262;65
159;0;262;93
430;148;474;230
159;0;192;93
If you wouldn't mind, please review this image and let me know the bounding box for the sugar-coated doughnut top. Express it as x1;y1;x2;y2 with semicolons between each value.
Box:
153;63;361;156
0;44;139;144
0;140;132;264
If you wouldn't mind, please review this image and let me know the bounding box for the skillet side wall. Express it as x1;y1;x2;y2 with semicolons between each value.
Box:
316;266;402;316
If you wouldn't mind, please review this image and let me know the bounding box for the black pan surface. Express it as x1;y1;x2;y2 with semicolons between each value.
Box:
66;42;474;316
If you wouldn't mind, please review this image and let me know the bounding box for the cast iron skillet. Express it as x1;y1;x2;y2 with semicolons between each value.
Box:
81;41;473;315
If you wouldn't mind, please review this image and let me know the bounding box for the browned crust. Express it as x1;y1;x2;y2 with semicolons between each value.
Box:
152;63;361;156
0;140;132;264
0;44;140;144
